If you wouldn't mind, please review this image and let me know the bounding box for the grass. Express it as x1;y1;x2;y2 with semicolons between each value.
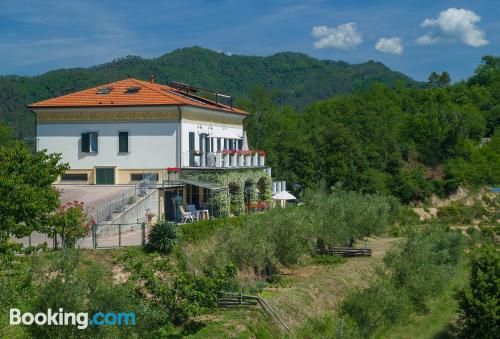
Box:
261;237;400;330
386;259;468;339
183;308;281;339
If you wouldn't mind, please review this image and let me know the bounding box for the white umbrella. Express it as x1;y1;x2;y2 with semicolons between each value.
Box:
242;131;249;150
272;191;297;201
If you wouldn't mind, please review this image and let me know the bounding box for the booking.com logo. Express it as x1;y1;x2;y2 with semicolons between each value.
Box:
10;308;136;330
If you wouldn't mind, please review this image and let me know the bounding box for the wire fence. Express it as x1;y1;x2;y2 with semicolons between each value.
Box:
14;174;158;251
14;222;148;250
90;222;147;249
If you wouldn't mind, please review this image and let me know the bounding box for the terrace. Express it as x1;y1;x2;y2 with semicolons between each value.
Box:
182;149;267;169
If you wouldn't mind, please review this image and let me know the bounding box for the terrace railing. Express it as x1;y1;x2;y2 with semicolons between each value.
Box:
93;175;156;225
182;151;266;168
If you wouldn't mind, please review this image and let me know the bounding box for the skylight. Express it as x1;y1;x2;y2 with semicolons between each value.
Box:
125;86;141;94
96;87;113;95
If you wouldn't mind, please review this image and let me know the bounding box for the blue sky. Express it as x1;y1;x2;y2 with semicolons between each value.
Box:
0;0;498;81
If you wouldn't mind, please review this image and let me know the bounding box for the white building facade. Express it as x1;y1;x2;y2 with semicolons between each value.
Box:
30;78;260;185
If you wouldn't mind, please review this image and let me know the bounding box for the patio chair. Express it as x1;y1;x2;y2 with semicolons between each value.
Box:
179;206;194;223
187;204;199;221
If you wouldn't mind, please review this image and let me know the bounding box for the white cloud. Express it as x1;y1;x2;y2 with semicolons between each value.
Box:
311;23;362;50
420;8;488;47
375;37;403;55
415;34;442;45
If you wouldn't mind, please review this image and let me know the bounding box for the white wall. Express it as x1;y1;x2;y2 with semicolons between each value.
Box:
181;122;243;151
37;122;178;169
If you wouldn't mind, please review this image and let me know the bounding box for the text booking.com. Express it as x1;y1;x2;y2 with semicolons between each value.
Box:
10;308;136;329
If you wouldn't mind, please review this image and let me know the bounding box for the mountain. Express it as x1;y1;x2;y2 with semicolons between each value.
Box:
0;46;417;136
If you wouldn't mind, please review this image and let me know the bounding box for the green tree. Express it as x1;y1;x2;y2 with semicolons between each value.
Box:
439;71;451;87
428;71;441;87
457;245;499;338
0;143;68;257
0;122;12;148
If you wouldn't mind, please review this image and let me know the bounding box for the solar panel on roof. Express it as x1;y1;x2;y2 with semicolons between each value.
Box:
97;87;113;94
125;86;141;94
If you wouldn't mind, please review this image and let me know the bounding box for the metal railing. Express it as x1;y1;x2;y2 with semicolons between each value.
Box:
94;189;137;225
93;174;156;225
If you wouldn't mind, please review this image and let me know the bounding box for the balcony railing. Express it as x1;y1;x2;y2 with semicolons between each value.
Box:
182;151;266;168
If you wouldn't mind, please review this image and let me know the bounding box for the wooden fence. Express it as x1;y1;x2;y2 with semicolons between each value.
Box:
322;247;372;257
217;291;292;335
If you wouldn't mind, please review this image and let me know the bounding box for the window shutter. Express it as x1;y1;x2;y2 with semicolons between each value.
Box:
119;132;128;153
81;133;90;152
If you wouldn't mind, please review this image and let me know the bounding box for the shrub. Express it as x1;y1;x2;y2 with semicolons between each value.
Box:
50;200;90;248
147;220;179;254
339;228;463;337
28;250;170;338
437;201;489;224
383;228;463;310
341;281;414;337
179;218;225;242
457;245;499;338
312;255;346;266
165;265;237;325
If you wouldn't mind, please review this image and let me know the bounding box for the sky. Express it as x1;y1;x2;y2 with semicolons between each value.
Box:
0;0;498;81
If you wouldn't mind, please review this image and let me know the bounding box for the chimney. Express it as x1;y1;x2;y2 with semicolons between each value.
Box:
149;75;155;83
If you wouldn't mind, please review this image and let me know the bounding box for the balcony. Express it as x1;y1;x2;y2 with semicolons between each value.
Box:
182;150;266;169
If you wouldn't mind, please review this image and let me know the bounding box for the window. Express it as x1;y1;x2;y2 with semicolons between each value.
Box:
81;132;98;153
118;132;129;153
97;87;113;94
125;86;141;94
61;173;88;181
130;173;159;181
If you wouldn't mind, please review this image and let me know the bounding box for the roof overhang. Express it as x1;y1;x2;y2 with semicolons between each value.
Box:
176;179;225;190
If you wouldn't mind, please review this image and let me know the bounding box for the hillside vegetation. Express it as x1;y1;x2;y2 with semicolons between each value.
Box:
0;46;415;136
243;56;500;202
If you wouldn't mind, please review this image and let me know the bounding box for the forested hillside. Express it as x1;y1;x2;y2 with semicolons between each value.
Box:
0;46;415;137
243;56;500;202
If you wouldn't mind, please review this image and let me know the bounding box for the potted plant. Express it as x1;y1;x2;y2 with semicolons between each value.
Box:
258;150;266;166
222;149;231;167
237;150;244;166
244;150;252;166
252;150;258;166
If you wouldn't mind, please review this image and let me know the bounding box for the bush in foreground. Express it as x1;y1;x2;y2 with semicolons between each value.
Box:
339;228;464;337
457;245;499;338
147;220;179;254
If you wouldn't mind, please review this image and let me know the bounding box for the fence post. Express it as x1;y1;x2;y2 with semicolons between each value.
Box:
141;222;146;246
118;224;122;247
92;223;97;249
53;231;57;250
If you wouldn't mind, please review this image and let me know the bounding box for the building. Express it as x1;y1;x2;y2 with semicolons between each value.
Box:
28;77;273;221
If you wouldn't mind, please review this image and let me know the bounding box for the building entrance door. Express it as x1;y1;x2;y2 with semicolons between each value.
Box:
95;167;115;185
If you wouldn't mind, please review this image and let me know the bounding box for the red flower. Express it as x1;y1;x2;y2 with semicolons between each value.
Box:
165;167;181;172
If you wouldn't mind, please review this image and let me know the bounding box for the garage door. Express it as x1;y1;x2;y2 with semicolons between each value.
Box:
95;168;115;185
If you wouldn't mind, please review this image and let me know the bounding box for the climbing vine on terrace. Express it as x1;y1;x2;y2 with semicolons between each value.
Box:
181;169;272;217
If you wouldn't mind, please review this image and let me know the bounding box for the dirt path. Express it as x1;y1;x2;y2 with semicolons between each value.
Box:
264;237;401;330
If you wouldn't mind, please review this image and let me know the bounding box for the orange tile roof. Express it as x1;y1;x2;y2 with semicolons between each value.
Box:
27;78;248;115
